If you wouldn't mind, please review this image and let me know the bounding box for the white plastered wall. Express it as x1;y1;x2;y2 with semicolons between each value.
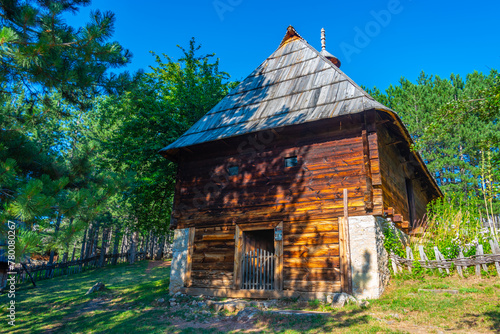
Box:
348;215;391;299
169;228;190;295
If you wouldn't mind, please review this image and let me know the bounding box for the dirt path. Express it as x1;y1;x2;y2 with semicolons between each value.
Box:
146;260;171;273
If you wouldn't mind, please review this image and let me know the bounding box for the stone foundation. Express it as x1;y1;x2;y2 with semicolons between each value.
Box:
169;228;190;295
348;215;390;299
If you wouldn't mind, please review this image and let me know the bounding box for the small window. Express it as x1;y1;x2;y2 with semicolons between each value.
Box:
284;156;298;168
228;166;239;176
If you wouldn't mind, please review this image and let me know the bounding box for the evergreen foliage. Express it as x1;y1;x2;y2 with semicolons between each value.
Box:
367;70;500;212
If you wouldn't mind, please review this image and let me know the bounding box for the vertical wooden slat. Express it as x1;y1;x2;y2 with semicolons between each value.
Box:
259;249;262;289
250;250;254;290
185;227;196;287
266;250;270;290
233;225;243;290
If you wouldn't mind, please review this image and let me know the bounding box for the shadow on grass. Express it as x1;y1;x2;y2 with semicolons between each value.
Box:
0;260;172;334
485;307;500;332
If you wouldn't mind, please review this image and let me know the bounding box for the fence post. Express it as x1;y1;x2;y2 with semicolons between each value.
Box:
390;251;398;274
406;246;414;273
489;239;500;276
433;247;443;274
456;247;464;278
476;244;488;275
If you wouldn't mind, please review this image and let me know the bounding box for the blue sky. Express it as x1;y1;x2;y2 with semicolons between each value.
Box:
66;0;500;90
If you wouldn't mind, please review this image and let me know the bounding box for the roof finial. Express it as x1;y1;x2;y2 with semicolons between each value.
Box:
321;28;326;51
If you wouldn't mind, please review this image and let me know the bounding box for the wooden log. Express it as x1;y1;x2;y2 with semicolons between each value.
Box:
384;207;394;216
339;188;352;294
392;214;403;223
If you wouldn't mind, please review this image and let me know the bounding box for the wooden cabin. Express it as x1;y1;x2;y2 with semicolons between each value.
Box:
160;26;442;300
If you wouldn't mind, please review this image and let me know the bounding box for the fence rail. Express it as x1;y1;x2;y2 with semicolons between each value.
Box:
8;252;147;285
390;239;500;277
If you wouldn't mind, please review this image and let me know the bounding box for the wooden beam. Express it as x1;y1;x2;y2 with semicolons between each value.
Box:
233;224;243;290
179;286;342;300
339;189;352;294
185;227;195;287
362;129;374;211
274;221;284;291
392;214;403;222
384;207;394;216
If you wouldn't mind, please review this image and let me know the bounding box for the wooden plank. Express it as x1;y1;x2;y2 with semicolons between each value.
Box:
233;224;243;290
179;286;342;300
185;227;195;287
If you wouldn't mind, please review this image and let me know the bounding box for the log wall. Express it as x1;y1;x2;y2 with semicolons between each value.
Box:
172;115;375;293
171;111;438;295
376;116;438;226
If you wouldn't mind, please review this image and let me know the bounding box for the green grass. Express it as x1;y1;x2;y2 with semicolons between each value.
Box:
1;262;499;333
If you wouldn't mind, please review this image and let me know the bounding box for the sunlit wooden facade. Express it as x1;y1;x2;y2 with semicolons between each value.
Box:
161;26;441;299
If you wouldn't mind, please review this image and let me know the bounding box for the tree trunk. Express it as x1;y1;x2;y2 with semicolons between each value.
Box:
99;228;109;267
149;233;155;260
71;240;77;261
156;235;165;260
91;223;100;267
112;226;121;265
144;233;150;260
47;214;62;277
128;231;138;264
120;228;128;263
79;228;87;271
85;224;93;260
61;218;74;263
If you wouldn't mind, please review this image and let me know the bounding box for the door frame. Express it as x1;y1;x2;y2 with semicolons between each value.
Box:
233;222;283;291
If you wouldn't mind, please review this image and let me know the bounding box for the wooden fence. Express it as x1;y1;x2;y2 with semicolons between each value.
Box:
9;252;147;285
390;239;500;278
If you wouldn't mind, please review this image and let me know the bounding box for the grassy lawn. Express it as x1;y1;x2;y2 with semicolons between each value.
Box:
0;261;499;333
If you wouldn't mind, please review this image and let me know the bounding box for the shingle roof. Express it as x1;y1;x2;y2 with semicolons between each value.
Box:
160;26;392;155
